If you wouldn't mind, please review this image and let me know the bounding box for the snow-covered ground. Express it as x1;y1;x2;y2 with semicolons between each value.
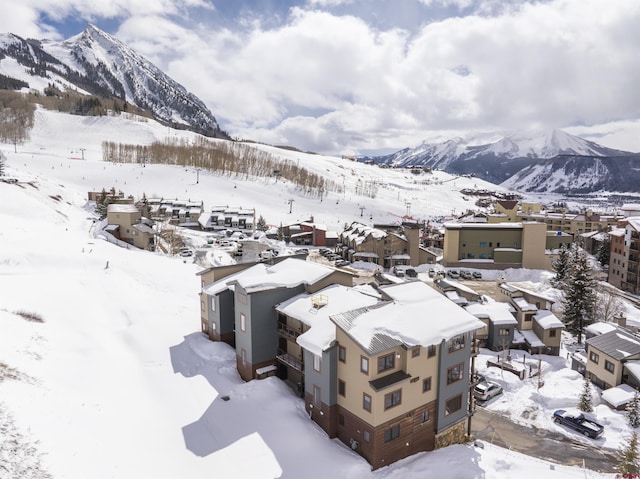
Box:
0;109;629;478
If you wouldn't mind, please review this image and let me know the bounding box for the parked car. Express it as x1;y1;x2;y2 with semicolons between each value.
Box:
474;381;503;401
179;248;193;257
393;266;405;277
448;270;460;279
405;268;418;278
472;271;483;279
335;260;350;267
428;268;436;278
552;409;604;439
460;270;472;280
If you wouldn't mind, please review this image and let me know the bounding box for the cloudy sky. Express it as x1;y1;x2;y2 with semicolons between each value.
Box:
3;0;640;155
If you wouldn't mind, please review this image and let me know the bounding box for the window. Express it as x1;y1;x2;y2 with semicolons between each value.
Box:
338;346;346;363
201;300;205;312
384;425;400;443
384;389;402;410
363;430;370;443
479;241;487;247
338;379;346;397
361;356;369;375
210;297;216;312
549;329;557;337
428;345;436;358
313;354;321;372
423;377;432;393
412;347;420;358
445;395;463;416
421;410;430;423
590;351;599;364
313;386;321;406
498;328;510;336
378;353;395;373
525;314;532;322
363;393;372;412
447;363;464;385
240;313;246;332
604;360;615;373
448;334;465;353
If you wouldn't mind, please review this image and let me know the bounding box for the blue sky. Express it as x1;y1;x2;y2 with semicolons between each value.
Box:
3;0;640;155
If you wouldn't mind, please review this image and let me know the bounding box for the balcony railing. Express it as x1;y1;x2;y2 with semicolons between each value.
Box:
276;350;304;372
277;323;302;340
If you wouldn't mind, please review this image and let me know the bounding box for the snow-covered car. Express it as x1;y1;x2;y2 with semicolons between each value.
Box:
448;270;460;279
472;271;483;279
552;409;604;439
179;248;193;257
428;268;436;277
474;381;503;401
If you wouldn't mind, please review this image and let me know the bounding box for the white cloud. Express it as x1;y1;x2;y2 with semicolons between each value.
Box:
3;0;640;155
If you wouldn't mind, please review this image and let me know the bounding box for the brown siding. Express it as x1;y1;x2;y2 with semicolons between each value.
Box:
335;401;436;470
305;392;338;438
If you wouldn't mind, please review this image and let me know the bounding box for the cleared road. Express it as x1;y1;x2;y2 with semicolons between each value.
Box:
471;408;617;473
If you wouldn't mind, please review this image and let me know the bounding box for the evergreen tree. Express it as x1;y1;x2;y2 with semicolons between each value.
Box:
618;431;640;475
551;244;571;288
577;375;594;413
562;247;596;344
628;393;640;429
597;236;611;268
256;215;268;232
94;188;111;220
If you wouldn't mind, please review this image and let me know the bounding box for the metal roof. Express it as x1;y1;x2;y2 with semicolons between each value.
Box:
588;329;640;361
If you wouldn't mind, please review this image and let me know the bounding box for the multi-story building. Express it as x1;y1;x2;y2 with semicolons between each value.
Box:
442;221;572;271
198;206;255;234
338;221;437;269
328;281;484;469
105;203;155;250
609;217;640;294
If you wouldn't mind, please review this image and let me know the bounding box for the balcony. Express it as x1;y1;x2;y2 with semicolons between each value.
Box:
276;349;304;372
277;322;302;341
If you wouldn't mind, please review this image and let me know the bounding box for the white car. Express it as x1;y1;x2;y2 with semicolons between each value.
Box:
474;381;503;401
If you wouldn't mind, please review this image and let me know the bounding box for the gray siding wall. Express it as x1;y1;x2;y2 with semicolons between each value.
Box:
237;286;306;366
488;324;514;351
303;346;337;405
436;331;472;432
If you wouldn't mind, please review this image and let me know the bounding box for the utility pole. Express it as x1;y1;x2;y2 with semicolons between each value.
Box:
80;148;86;160
359;206;365;217
196;168;201;184
288;199;294;214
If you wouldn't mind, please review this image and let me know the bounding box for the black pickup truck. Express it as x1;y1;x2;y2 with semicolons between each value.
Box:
552;409;604;439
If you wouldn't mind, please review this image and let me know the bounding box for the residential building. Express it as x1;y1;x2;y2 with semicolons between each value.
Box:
280;220;335;247
608;226;627;290
609;217;640;294
464;301;517;351
585;328;640;390
198;206;255;234
442;221;572;271
328;281;484;469
146;198;204;228
338;221;436;269
494;282;563;355
105;203;155;250
201;258;354;381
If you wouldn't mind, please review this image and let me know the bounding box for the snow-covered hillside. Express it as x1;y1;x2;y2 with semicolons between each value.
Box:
7;108;504;229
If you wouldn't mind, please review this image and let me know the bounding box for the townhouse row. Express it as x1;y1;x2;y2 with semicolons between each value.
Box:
197;258;484;469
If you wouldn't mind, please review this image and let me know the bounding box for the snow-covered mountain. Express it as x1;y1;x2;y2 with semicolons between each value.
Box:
0;25;226;138
365;129;640;193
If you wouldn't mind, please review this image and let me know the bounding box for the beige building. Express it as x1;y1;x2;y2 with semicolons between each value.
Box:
608;218;640;294
105;204;155;250
443;221;572;271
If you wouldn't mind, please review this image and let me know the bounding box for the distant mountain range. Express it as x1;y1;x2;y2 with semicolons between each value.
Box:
0;24;226;138
362;129;640;194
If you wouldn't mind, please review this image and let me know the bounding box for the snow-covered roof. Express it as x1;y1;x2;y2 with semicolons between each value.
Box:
519;329;545;348
444;222;523;230
512;296;537;312
202;264;268;296
445;290;468;305
534;310;563;329
601;384;637;408
624;361;640;384
276;284;381;356
331;281;485;354
503;283;554;303
132;223;155;234
585;322;618;336
233;258;339;293
465;302;517;325
107;203;138;213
